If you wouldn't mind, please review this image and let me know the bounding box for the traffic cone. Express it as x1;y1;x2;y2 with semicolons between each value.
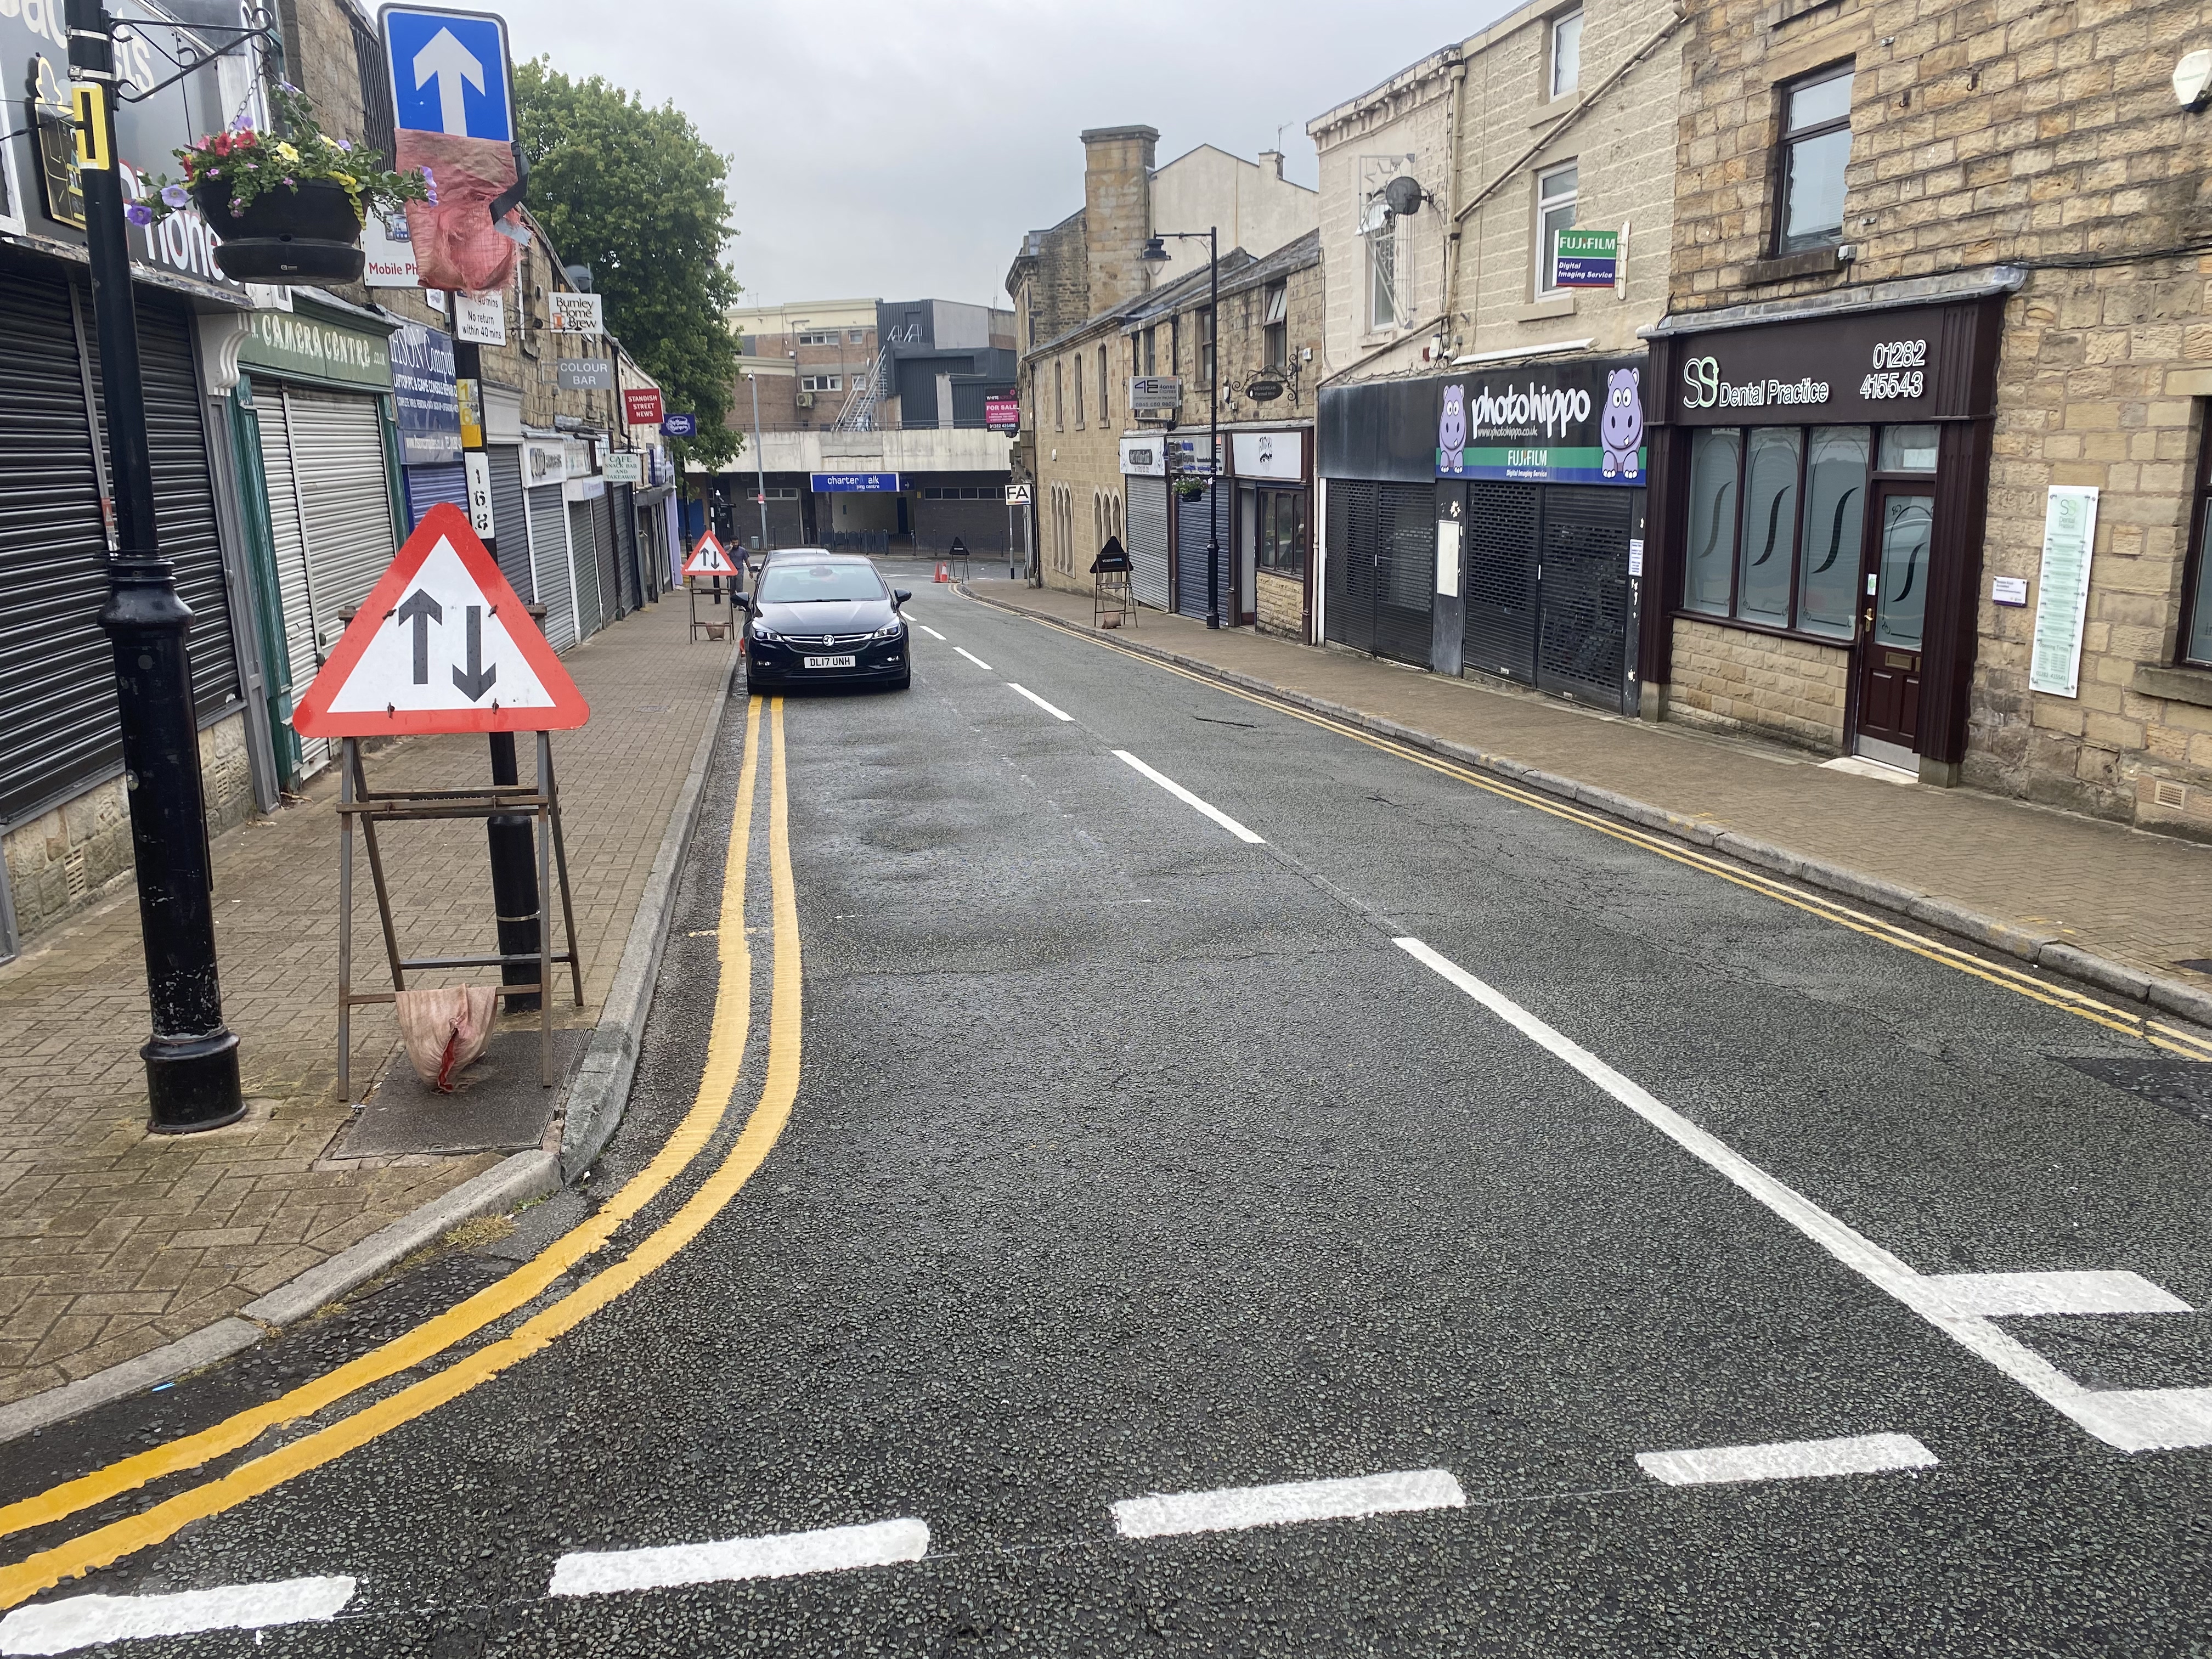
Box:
934;561;951;583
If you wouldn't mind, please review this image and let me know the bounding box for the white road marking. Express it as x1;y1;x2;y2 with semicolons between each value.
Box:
1391;935;2212;1453
1111;1469;1464;1539
1916;1270;2191;1318
914;623;946;640
1008;682;1074;721
0;1577;356;1654
953;646;993;670
1637;1432;1938;1487
549;1518;929;1598
1113;751;1265;844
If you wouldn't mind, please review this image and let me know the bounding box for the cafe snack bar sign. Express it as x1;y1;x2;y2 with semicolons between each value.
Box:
1664;301;1999;426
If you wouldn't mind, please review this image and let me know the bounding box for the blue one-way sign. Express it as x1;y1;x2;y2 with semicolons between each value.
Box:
381;6;513;142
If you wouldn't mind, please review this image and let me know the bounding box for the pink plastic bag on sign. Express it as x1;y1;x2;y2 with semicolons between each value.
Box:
393;986;498;1091
396;130;521;292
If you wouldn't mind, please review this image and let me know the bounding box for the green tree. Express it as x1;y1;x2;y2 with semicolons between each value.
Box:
515;60;742;470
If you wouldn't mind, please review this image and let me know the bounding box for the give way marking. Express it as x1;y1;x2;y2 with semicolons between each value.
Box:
1391;936;2212;1453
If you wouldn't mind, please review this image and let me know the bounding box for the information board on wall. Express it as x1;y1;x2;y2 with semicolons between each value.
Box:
2028;486;2100;698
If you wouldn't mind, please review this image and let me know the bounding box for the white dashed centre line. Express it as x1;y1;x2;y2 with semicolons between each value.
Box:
1008;682;1074;721
0;1577;357;1655
1637;1432;1938;1487
549;1518;930;1598
1113;751;1265;843
913;622;946;640
953;646;994;670
1112;1469;1465;1539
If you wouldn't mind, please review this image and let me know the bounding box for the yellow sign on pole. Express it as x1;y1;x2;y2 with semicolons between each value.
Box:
70;83;111;171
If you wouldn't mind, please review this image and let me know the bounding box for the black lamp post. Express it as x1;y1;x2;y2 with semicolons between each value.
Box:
68;0;243;1129
1139;228;1221;629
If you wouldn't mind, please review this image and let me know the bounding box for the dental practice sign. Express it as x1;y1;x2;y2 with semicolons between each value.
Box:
1435;357;1647;487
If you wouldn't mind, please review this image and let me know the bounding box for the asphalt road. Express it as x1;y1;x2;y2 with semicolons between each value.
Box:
2;560;2209;1656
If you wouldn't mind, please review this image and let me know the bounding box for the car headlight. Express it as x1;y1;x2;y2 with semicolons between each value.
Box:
871;621;904;640
751;623;781;641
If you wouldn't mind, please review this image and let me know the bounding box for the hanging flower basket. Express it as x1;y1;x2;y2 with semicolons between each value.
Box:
136;83;427;286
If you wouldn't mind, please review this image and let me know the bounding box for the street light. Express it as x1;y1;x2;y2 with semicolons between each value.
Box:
1139;228;1221;629
67;0;241;1129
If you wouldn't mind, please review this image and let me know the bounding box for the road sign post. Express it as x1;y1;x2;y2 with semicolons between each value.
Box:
69;0;243;1130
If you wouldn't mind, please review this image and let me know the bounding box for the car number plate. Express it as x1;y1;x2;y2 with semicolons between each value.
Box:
803;654;857;669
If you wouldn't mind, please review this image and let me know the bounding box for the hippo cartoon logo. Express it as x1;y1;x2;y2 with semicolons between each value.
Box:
1438;383;1466;475
1601;368;1644;479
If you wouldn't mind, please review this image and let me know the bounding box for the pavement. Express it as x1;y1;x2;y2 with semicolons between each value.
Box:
0;563;2203;1654
0;594;733;1416
964;578;2212;1005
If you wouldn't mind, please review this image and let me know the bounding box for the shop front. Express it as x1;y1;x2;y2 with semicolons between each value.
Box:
522;438;580;651
1643;296;2002;778
1228;428;1311;640
1120;437;1171;612
1318;359;1647;713
229;300;403;783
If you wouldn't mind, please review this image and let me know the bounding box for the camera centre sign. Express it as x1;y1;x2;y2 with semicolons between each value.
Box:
1434;356;1647;486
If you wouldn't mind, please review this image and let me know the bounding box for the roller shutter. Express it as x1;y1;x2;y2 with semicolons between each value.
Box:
487;445;529;601
289;388;399;662
568;499;603;637
1463;482;1540;685
1125;475;1169;611
1373;483;1435;668
1173;483;1223;619
1534;487;1634;712
0;268;117;824
1322;479;1376;656
593;488;623;618
613;483;642;608
135;300;240;722
252;392;326;775
403;460;468;528
527;484;575;651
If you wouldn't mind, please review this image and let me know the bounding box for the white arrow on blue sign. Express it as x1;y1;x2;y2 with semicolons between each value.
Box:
380;5;512;142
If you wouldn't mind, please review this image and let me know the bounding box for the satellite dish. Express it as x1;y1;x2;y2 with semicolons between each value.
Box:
564;263;595;292
1383;174;1426;217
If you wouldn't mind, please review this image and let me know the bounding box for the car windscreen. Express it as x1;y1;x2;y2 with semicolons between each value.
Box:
757;562;886;603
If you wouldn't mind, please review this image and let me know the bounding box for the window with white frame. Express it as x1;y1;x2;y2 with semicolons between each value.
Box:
795;331;838;346
1549;9;1583;99
1536;163;1578;295
799;375;842;392
1363;199;1398;331
1262;282;1288;368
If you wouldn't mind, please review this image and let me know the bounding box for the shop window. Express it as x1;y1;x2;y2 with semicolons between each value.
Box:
1536;163;1578;295
1550;8;1583;99
1683;423;1874;640
1099;345;1110;421
1258;490;1307;576
1363;199;1398;330
2183;407;2212;667
1262;283;1288;369
1776;65;1854;254
1877;424;1938;471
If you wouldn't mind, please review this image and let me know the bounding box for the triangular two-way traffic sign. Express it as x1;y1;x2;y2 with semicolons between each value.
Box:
682;533;737;578
293;503;590;736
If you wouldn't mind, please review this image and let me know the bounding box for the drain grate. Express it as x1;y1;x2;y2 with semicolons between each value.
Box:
2057;1056;2212;1129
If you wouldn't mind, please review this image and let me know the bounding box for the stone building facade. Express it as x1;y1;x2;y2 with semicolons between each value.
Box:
1641;0;2212;831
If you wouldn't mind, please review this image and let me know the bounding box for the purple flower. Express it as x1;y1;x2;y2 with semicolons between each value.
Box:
124;201;153;225
336;138;353;152
422;166;438;205
278;80;299;94
282;176;295;187
160;183;189;209
229;112;253;132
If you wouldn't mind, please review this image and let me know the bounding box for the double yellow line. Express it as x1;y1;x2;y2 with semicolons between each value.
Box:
0;696;803;1610
1056;619;2212;1063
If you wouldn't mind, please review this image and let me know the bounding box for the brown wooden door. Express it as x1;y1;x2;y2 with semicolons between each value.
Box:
1854;485;1934;761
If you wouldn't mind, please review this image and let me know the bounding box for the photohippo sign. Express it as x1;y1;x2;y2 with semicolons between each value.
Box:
1435;357;1647;487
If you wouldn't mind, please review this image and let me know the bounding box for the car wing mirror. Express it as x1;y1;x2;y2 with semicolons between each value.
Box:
893;589;912;605
735;593;752;611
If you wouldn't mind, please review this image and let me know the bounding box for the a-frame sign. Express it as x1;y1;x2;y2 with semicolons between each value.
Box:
682;532;737;578
294;503;590;736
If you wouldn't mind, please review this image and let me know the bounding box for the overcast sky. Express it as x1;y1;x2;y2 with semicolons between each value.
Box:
483;1;1508;312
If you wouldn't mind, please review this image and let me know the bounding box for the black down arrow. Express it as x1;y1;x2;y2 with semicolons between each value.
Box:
452;605;498;701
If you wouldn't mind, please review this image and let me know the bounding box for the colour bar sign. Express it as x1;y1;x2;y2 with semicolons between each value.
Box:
810;471;900;493
1553;228;1618;289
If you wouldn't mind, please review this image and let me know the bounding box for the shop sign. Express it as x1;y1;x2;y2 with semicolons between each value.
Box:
391;323;462;464
623;386;664;426
455;289;506;345
1230;431;1302;481
558;357;614;391
1120;437;1164;477
1130;376;1181;415
1435;356;1646;486
810;471;900;493
1166;434;1214;476
549;292;605;334
522;439;566;487
984;394;1020;430
363;210;421;287
1666;303;1985;426
239;307;394;392
1553;228;1618;289
455;377;484;448
602;453;643;485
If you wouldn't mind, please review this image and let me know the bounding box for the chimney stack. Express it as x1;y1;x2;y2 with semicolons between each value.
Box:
1081;125;1160;314
1259;149;1285;180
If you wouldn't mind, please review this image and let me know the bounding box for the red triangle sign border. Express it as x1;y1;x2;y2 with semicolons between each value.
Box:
292;503;592;737
682;532;736;578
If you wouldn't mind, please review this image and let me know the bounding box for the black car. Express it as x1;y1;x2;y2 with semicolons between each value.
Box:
740;555;912;692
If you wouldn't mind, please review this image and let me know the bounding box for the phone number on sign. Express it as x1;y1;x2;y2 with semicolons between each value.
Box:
1860;338;1927;401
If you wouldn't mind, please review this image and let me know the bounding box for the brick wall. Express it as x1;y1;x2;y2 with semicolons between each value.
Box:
4;714;255;943
1256;570;1305;638
1668;619;1849;749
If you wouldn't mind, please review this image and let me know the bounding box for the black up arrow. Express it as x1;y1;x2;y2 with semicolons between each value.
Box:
396;589;442;685
452;605;498;701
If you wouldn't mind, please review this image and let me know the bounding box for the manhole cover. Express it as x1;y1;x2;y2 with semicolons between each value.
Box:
2056;1056;2212;1129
